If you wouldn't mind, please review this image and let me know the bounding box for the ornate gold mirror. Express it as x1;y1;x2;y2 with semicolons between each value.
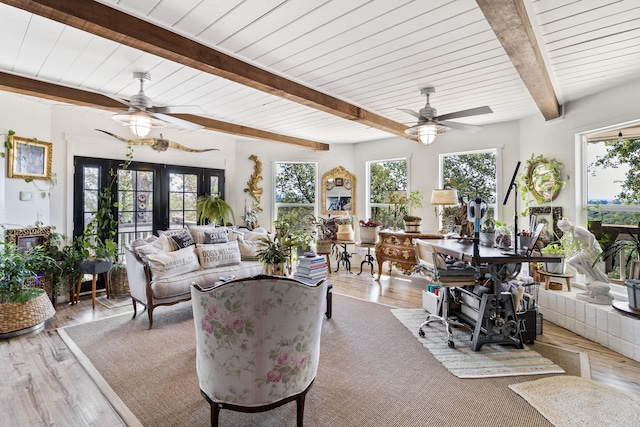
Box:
322;166;356;215
525;158;561;202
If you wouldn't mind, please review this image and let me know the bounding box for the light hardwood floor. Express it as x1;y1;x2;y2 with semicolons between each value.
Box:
1;268;639;426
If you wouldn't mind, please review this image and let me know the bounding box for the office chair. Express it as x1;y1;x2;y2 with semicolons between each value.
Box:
414;239;478;348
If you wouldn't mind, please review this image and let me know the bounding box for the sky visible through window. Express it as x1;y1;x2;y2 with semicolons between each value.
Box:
587;141;628;203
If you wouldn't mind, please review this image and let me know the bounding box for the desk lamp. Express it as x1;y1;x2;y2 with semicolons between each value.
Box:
431;189;458;233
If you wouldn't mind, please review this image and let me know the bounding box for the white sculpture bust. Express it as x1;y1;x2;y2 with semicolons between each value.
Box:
556;217;613;304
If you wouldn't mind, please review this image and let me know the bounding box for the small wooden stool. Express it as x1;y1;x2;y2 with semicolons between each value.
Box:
539;270;574;291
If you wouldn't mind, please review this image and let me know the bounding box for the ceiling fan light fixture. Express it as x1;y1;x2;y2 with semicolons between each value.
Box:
112;110;167;138
419;123;438;145
405;122;451;146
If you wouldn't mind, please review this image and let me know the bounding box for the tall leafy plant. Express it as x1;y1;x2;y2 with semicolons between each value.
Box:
197;194;235;225
0;240;59;303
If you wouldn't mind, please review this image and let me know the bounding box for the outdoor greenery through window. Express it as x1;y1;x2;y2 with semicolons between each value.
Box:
274;162;317;233
586;136;640;280
441;150;497;233
368;159;408;229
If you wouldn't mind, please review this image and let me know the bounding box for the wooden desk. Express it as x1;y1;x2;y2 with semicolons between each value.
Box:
375;230;442;280
427;239;561;351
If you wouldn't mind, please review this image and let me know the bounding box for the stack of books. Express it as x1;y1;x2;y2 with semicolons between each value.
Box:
294;255;327;282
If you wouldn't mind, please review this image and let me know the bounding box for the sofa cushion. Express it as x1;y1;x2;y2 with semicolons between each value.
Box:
135;234;174;262
203;228;229;244
196;241;241;269
170;229;195;249
150;261;263;300
231;227;269;242
146;245;200;280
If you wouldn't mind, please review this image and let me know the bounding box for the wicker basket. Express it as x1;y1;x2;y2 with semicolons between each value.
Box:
0;289;56;334
108;267;130;297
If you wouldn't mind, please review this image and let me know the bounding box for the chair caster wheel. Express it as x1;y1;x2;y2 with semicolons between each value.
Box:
418;328;425;338
447;340;455;348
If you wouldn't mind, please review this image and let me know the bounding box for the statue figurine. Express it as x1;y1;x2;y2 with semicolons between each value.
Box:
557;217;613;305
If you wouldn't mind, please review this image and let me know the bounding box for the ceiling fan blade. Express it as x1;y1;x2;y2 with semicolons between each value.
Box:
435;106;493;122
398;108;422;119
438;120;483;134
150;105;205;115
152;112;204;131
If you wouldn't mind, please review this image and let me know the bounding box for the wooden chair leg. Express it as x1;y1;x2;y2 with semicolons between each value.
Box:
297;392;306;427
131;298;137;318
91;274;97;309
211;403;220;427
147;306;154;329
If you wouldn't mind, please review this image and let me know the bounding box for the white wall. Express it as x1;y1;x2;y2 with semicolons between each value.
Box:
0;93;52;228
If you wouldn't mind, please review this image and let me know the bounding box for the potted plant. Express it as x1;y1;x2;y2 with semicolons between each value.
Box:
240;201;261;230
256;235;290;276
541;242;565;273
335;215;355;241
403;190;424;233
1;240;59;336
308;215;333;254
197;194;235;226
359;218;382;244
494;221;512;250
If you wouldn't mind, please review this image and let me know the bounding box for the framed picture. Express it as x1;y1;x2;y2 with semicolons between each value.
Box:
344;179;352;190
528;207;562;248
7;135;53;180
5;226;51;252
335;178;344;187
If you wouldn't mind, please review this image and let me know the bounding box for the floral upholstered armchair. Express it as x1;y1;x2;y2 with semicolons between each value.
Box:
191;275;328;427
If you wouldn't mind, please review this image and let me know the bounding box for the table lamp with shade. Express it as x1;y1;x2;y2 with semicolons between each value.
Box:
431;189;458;233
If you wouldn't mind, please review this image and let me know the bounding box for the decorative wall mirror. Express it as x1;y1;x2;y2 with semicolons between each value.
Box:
322;166;356;215
524;155;564;203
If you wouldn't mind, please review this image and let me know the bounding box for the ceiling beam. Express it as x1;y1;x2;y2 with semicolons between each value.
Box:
3;0;408;139
476;0;561;121
0;71;329;150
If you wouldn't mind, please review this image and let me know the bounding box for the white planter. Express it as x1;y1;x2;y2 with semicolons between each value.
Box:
359;226;380;244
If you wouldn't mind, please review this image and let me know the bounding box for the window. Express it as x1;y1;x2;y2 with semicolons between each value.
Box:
585;135;640;281
441;150;497;233
368;159;408;229
74;157;224;260
274;162;317;232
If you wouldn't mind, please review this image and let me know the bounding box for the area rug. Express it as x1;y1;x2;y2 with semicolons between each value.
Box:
96;295;131;309
391;308;565;378
59;294;561;427
509;376;640;427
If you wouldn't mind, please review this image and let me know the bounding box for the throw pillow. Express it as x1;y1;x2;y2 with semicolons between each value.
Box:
158;228;190;239
134;234;174;262
146;246;200;280
196;241;241;269
170;229;195;249
187;225;218;244
203;228;229;244
236;234;260;261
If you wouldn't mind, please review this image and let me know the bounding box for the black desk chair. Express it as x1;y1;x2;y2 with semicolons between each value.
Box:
414;239;478;348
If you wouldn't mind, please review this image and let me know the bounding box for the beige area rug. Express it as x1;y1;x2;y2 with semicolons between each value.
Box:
96;295;132;309
391;308;565;378
59;293;564;427
509;376;640;427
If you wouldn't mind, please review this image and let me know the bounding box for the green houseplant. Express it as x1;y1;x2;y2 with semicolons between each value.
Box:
403;190;424;232
256;235;290;276
1;240;59;335
197;194;235;226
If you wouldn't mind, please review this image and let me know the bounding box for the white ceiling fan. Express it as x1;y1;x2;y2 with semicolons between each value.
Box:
111;72;204;137
400;86;493;145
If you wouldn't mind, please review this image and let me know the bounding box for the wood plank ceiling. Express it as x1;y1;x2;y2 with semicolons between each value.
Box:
0;0;639;149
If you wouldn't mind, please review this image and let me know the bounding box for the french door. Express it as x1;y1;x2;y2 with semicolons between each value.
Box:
74;157;225;260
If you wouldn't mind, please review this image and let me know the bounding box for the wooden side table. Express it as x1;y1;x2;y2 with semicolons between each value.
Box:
539;270;574;291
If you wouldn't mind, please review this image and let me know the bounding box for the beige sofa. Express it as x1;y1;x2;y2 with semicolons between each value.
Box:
125;226;268;328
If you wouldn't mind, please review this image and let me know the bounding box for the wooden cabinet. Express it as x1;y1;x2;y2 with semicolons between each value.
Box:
375;230;442;280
